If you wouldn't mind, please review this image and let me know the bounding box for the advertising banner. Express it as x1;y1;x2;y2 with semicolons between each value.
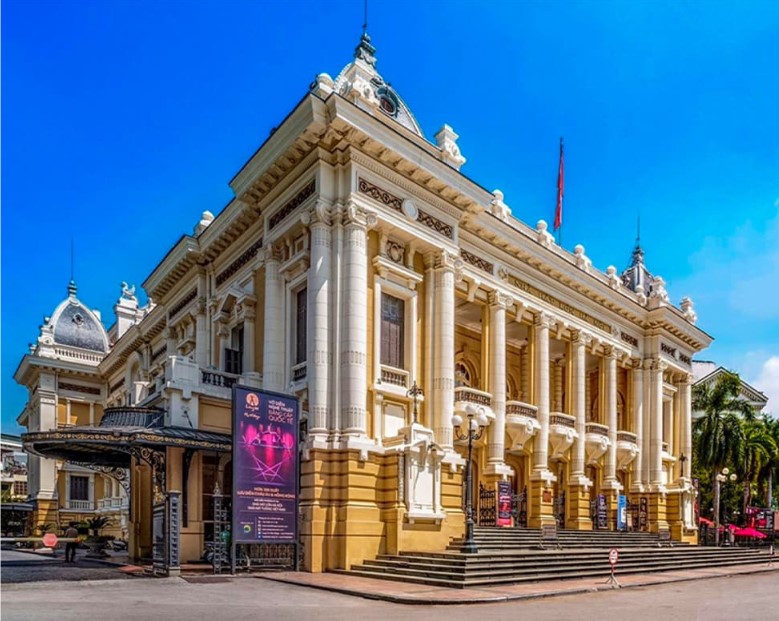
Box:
497;481;512;526
232;386;299;544
596;494;608;530
619;495;628;530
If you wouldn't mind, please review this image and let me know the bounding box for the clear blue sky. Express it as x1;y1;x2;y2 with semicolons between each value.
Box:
3;0;778;433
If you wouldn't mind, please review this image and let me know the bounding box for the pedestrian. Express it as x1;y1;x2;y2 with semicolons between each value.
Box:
64;522;79;563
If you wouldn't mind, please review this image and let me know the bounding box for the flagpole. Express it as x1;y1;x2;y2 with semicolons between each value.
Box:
554;137;564;247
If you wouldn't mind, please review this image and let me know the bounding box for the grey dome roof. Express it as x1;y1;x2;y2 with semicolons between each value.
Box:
49;282;109;353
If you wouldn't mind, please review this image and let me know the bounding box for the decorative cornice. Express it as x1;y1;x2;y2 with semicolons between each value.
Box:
461;249;493;275
216;237;263;287
58;382;101;396
268;178;316;231
168;289;197;321
417;208;454;239
358;177;402;213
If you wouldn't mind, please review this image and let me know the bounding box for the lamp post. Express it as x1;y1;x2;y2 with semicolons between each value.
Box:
714;467;738;546
407;381;423;425
452;404;489;554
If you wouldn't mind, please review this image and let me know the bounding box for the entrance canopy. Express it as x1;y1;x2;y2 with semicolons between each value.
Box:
23;406;230;468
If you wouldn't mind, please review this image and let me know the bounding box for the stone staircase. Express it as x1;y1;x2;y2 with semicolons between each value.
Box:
341;527;770;588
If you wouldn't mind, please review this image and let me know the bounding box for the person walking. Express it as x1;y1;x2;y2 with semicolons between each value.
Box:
64;522;79;563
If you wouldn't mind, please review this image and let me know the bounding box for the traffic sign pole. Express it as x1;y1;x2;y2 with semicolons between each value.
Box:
605;547;621;588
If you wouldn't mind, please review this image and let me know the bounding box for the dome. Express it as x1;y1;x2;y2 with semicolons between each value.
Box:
48;281;109;353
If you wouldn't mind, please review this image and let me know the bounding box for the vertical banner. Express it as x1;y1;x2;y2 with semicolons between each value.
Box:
497;481;512;527
617;495;627;531
597;494;608;530
232;386;299;544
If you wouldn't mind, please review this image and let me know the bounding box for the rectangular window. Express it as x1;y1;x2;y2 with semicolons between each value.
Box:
224;348;242;375
69;475;89;501
380;293;405;368
296;288;307;365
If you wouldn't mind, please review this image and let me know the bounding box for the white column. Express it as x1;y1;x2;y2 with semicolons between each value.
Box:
241;300;256;375
553;359;564;411
308;213;331;438
340;210;369;436
650;359;666;486
487;291;511;474
36;389;58;501
424;256;435;426
263;246;285;391
603;348;619;486
432;251;457;449
584;371;592;422
532;312;552;474
89;402;95;426
631;359;644;489
680;374;692;479
570;331;588;480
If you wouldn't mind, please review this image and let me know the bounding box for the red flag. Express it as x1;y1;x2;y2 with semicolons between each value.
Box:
554;138;564;231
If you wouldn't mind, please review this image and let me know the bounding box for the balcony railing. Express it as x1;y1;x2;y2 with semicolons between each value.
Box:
618;431;637;444
550;413;576;428
586;422;609;436
380;366;409;388
292;362;308;382
506;401;538;419
66;500;92;511
100;406;164;429
454;387;492;408
201;369;239;389
98;497;128;510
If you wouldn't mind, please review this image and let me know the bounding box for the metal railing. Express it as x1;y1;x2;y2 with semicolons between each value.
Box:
454;387;492;407
66;500;92;510
550;412;576;428
100;406;164;429
292;362;307;382
618;431;638;444
586;422;609;436
506;401;538;419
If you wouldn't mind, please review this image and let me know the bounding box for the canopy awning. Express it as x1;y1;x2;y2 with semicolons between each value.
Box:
23;425;231;468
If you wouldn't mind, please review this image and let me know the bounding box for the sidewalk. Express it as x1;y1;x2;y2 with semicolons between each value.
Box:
256;562;779;605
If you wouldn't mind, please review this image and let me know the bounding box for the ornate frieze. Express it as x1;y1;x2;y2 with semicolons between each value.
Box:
151;344;168;364
108;379;124;395
216;238;264;287
417;208;454;239
58;382;101;396
660;342;677;358
168;289;197;320
679;352;691;366
268;179;316;231
358;177;402;212
461;249;493;275
620;331;639;348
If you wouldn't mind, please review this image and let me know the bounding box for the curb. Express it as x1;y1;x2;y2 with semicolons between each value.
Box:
256;564;779;605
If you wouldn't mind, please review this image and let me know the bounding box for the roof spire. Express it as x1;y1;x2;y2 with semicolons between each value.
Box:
362;0;368;35
68;238;77;297
354;0;376;67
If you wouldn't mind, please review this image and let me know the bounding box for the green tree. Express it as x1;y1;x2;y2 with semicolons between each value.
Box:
757;415;779;509
735;417;777;518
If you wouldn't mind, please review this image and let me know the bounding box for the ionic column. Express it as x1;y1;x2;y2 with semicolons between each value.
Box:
262;245;285;391
650;359;666;486
584;371;592;422
532;312;552;473
553;358;564;412
641;359;652;486
631;359;644;489
340;206;372;436
487;291;512;472
570;331;588;478
603;347;618;485
432;251;457;449
308;209;332;437
679;374;692;479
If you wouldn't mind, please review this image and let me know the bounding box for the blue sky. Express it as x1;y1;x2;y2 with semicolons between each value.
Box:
2;0;778;433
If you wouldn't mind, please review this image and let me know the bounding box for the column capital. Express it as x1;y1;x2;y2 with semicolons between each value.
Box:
488;290;513;310
434;248;462;272
631;357;643;370
344;200;377;229
678;373;694;386
263;244;283;263
308;200;333;227
602;345;618;360
534;310;553;329
570;328;593;347
652;358;668;372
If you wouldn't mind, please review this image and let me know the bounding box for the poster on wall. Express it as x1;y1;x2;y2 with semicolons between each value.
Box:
232;386;299;544
497;481;512;526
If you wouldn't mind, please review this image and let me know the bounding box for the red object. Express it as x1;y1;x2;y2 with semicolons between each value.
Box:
734;527;767;539
42;533;58;548
554;138;564;231
698;517;714;526
608;548;619;566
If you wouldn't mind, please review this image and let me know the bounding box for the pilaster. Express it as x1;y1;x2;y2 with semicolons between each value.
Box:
262;244;285;391
485;290;512;479
432;250;458;449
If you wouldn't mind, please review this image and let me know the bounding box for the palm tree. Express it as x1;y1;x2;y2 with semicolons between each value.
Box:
757;416;779;508
736;417;777;518
693;371;752;522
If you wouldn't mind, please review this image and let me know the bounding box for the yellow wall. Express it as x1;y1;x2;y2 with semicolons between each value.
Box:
200;401;230;433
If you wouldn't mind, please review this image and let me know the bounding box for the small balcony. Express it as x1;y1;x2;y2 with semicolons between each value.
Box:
506;401;540;453
100;406;164;429
291;362;308;383
549;412;578;460
453;387;494;421
65;499;93;511
585;422;611;465
380;365;409;389
97;497;129;512
617;430;639;470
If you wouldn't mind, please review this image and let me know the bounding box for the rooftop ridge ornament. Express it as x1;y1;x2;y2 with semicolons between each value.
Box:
67;279;78;298
354;31;376;67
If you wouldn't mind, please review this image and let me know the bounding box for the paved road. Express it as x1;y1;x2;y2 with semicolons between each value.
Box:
3;571;778;621
1;547;130;583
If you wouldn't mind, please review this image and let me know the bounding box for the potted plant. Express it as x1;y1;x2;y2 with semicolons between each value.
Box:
82;516;115;558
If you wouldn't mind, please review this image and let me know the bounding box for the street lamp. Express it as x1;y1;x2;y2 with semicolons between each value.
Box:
714;467;738;546
452;404;489;554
